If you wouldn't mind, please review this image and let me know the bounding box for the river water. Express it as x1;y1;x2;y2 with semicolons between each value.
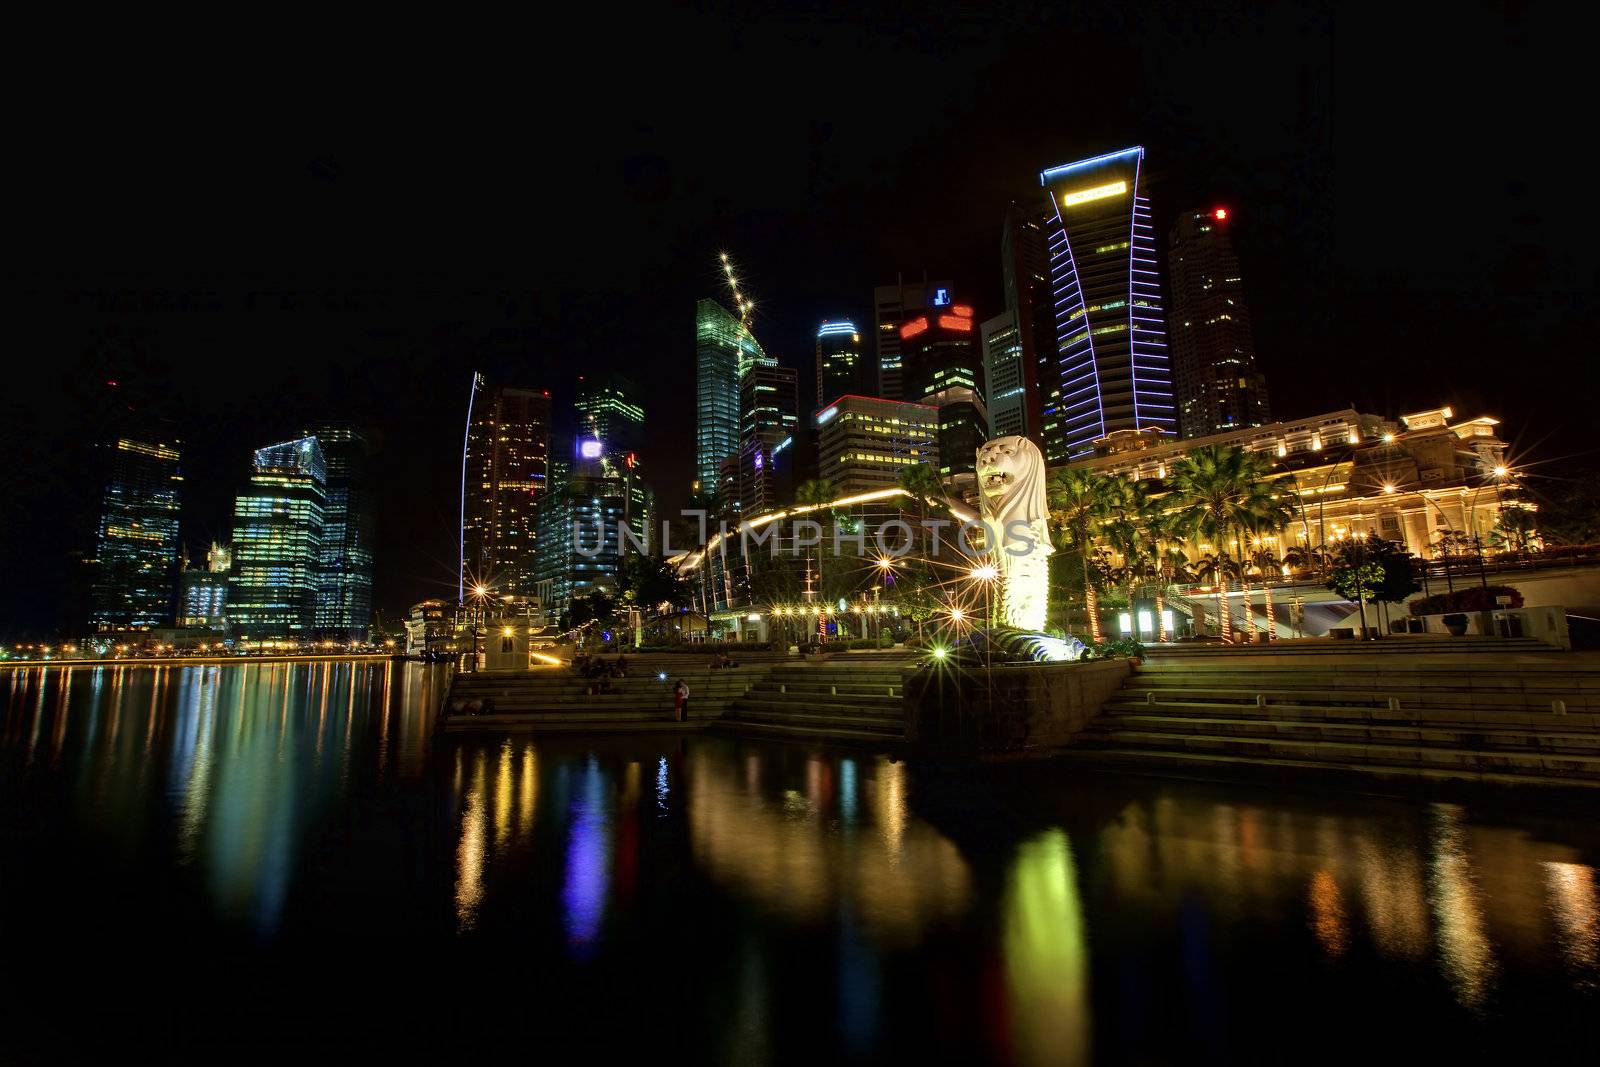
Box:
2;660;1597;1063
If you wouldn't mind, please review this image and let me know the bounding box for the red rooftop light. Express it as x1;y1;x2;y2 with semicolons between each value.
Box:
1213;207;1229;221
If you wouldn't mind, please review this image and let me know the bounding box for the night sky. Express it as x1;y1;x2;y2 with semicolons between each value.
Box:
2;2;1589;637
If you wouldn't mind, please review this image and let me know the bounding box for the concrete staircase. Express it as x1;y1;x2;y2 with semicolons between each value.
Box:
716;658;912;746
440;660;767;734
1071;639;1600;788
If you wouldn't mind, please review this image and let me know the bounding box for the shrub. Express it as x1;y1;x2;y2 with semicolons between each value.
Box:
1408;585;1524;616
1086;637;1145;660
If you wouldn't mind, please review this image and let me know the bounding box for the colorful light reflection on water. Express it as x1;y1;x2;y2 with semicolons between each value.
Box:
3;660;1599;1061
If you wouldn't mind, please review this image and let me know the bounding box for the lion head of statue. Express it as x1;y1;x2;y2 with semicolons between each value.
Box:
975;435;1052;550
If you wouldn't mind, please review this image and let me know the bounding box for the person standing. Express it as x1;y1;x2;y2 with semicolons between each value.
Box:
673;678;690;723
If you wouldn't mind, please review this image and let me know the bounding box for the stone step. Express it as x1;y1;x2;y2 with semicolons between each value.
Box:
1066;746;1600;789
742;686;901;704
1073;728;1600;777
1101;699;1600;730
722;707;905;733
1095;713;1600;752
731;696;904;718
1144;638;1554;657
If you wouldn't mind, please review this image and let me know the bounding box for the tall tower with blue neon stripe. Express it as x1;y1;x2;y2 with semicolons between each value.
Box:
1037;147;1175;462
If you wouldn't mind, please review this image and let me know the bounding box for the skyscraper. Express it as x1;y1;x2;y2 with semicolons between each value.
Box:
86;426;183;631
695;298;768;495
999;200;1054;441
532;443;631;619
815;396;941;499
1169;206;1271;437
815;321;866;407
462;383;552;598
873;276;954;401
306;421;374;641
575;373;646;455
228;437;326;640
981;311;1028;438
739;360;798;515
178;543;230;631
1037;146;1176;461
898;303;987;491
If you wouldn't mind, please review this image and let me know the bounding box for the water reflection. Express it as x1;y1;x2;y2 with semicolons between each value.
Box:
1544;861;1600;985
1002;829;1090;1067
3;660;447;936
7;664;1600;1060
1429;803;1498;1010
688;746;971;941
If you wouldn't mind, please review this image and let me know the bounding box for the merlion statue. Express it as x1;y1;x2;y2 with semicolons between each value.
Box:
976;435;1055;632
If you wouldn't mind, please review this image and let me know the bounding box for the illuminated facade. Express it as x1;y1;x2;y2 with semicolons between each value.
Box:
532;456;631;619
228;437;327;639
981;311;1028;438
739;361;798;515
1038;147;1176;461
306;421;374;640
575;373;645;455
815;395;941;499
1070;406;1514;560
899;304;987;491
873;276;953;401
695;298;767;495
178;543;230;631
462;385;551;597
87;429;183;632
1169;207;1270;437
815;321;866;407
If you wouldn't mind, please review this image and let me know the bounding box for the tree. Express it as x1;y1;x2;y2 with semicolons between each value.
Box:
1530;473;1600;546
1325;535;1418;637
1165;445;1279;641
1047;468;1122;641
618;553;689;616
1491;504;1538;553
898;463;947;519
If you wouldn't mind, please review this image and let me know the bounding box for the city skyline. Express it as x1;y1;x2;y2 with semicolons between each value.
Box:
2;5;1585;638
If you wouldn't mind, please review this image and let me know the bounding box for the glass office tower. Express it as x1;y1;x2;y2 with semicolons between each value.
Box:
306;421;374;641
87;429;183;631
695;298;767;495
898;303;987;491
815;321;866;407
462;385;552;597
981;311;1028;439
575;373;646;455
228;437;327;640
739;361;798;515
1037;146;1176;461
1169;207;1271;437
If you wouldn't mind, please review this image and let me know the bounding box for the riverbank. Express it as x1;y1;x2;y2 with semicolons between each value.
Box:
0;652;396;670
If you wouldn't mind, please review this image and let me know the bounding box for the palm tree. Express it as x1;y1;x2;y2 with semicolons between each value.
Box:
1166;445;1279;642
898;463;946;518
1284;543;1327;577
1047;468;1122;641
1190;549;1239;636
